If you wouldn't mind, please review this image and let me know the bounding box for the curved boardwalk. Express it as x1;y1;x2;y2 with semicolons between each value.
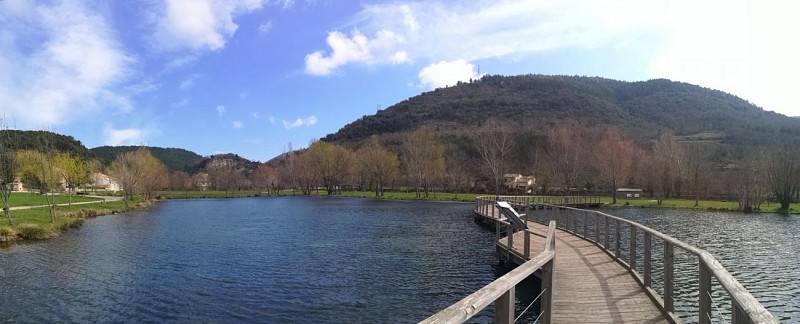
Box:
499;221;668;323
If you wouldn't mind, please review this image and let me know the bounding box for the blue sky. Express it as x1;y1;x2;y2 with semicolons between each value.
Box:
1;0;799;162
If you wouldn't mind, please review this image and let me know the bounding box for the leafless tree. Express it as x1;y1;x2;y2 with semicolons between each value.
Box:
403;128;445;198
651;132;685;204
545;126;590;195
358;136;399;197
764;140;800;212
0;121;17;224
731;152;768;212
592;129;635;204
475;129;513;195
682;142;712;206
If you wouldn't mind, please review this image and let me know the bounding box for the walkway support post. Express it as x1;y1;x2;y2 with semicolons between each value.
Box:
699;261;712;324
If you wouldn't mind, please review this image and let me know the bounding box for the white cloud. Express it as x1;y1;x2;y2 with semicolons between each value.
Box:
305;1;659;75
258;21;273;34
152;0;267;52
305;29;411;75
282;115;318;129
216;105;226;116
103;124;146;146
232;121;244;129
172;98;190;108
268;116;276;124
418;60;479;89
179;74;200;90
252;112;261;118
646;0;800;116
0;1;134;127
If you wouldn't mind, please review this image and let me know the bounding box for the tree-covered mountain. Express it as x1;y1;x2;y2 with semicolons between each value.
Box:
188;153;261;174
0;130;94;160
323;75;800;150
91;146;204;172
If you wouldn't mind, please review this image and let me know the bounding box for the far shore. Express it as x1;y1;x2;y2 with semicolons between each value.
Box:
3;190;795;245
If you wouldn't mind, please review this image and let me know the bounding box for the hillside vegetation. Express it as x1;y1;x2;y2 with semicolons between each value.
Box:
324;75;800;150
0;130;95;160
91;146;203;172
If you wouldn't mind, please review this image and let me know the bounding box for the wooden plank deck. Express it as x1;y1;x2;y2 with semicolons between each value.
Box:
498;222;668;323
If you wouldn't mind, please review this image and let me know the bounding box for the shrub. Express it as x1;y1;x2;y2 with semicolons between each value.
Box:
0;226;17;241
16;224;52;240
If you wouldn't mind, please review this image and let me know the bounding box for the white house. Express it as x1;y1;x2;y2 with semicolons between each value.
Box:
616;188;643;198
92;173;121;192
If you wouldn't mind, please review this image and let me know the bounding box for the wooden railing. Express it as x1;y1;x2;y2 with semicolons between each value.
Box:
421;220;557;324
475;196;778;324
474;196;601;218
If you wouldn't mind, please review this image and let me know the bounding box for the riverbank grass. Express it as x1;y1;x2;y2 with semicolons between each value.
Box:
308;190;480;202
0;198;136;242
7;192;103;207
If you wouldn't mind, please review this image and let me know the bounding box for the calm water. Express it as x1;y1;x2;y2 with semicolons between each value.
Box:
2;199;797;323
607;208;800;323
1;197;524;323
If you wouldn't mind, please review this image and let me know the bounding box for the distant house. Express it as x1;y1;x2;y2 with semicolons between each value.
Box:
616;188;643;198
11;177;24;191
504;173;536;193
92;173;121;192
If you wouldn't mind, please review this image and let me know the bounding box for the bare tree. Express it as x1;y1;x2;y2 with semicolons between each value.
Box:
545;126;590;195
358;136;399;197
475;129;513;195
293;151;316;195
305;141;353;195
403;128;445;198
651;132;684;204
731;152;768;212
592;129;635;204
682;142;712;206
0;122;17;224
764;140;800;212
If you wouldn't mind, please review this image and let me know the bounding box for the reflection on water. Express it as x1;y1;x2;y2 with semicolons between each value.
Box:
1;197;508;323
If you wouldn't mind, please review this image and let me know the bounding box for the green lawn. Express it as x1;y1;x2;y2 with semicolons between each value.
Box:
600;196;799;214
7;192;103;207
309;190;480;202
1;197;138;241
155;190;264;199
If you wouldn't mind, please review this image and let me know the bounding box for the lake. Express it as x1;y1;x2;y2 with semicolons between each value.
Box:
0;197;511;323
1;198;797;323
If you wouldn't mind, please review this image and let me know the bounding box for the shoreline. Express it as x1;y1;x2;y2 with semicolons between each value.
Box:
4;191;795;245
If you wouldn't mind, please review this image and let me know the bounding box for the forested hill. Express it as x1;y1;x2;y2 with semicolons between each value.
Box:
91;146;203;172
1;130;94;160
323;75;800;148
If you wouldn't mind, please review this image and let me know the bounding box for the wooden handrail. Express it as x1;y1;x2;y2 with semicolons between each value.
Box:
474;196;778;324
422;221;557;324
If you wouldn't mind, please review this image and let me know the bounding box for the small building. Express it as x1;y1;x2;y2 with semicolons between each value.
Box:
504;173;536;193
617;188;643;198
92;173;121;192
11;177;24;191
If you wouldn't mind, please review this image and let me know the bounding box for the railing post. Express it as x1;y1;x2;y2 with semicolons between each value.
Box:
541;259;554;324
604;216;610;249
699;260;712;324
630;225;637;271
524;229;530;259
507;223;513;254
495;288;514;324
595;213;600;243
615;219;621;259
644;232;652;287
664;242;675;312
583;211;588;239
732;300;746;324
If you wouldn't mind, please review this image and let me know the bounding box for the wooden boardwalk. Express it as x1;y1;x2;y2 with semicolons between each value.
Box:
425;197;776;324
499;222;668;323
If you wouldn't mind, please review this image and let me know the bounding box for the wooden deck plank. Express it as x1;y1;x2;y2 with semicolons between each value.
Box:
496;221;668;324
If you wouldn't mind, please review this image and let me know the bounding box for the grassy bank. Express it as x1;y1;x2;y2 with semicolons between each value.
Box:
155;190;264;199
602;197;799;214
0;197;142;242
7;192;103;207
307;190;480;202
